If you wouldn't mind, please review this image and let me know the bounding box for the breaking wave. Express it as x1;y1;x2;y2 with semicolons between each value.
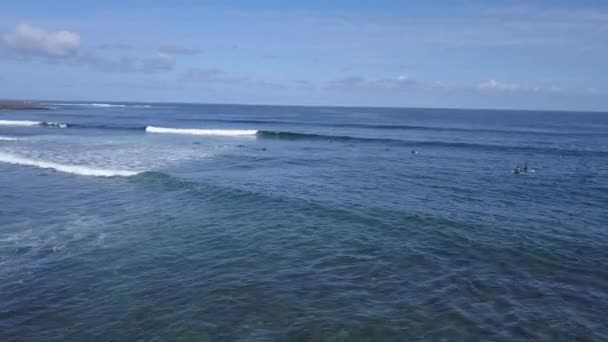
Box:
0;136;18;141
255;130;607;156
90;103;127;108
1;119;602;157
0;120;67;128
49;103;151;108
0;152;141;177
0;120;42;127
145;126;258;136
42;122;68;128
256;130;395;143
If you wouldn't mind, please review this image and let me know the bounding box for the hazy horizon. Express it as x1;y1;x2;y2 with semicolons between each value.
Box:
1;0;607;111
3;97;608;114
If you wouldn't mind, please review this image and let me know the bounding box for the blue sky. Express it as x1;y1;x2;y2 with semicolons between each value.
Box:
1;0;607;110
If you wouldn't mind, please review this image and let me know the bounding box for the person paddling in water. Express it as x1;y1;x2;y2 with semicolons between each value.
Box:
513;162;531;174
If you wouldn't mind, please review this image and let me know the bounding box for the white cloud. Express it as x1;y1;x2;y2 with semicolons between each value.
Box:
181;67;247;84
159;45;202;55
477;79;521;91
142;52;175;73
182;67;225;81
78;53;136;73
2;23;80;58
586;87;599;94
329;74;417;91
97;43;132;50
76;51;176;74
549;85;564;93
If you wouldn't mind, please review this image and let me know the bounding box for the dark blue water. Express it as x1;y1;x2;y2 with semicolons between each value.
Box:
1;102;607;341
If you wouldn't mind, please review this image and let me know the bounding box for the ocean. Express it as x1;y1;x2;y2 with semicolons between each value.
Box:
1;102;607;341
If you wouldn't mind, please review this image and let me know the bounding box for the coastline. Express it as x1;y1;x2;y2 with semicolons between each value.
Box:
0;101;49;110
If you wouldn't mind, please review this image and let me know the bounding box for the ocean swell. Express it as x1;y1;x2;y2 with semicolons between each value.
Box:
256;130;607;156
0;152;141;177
0;120;68;128
0;120;42;127
145;126;258;136
49;103;151;108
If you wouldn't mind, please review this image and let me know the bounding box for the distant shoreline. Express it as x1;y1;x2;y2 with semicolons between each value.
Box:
0;101;49;110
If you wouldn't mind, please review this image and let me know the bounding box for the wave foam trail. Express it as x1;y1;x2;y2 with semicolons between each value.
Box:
0;152;141;177
90;103;127;108
0;137;18;141
42;122;68;128
0;120;68;128
50;103;129;108
0;120;41;126
146;126;257;136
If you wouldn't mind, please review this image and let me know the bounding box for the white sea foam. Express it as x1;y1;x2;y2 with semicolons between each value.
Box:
0;120;68;128
145;126;258;136
90;103;127;108
43;122;68;128
0;152;141;177
0;120;41;126
0;137;18;141
50;103;128;108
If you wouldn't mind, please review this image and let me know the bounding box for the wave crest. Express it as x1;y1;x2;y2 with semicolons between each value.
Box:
50;103;151;108
0;152;141;177
90;103;127;108
0;120;41;126
42;122;68;128
0;120;68;128
145;126;257;136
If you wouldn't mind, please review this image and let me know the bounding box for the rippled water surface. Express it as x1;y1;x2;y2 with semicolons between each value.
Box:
1;103;607;341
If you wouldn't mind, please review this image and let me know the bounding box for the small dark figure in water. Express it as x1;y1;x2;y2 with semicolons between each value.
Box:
193;141;200;145
513;165;525;174
411;149;419;154
523;163;528;173
261;147;267;151
236;144;245;148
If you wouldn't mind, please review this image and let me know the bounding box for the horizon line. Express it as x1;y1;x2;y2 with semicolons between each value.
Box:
2;98;607;114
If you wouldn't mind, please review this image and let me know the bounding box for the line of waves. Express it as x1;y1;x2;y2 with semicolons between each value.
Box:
145;126;258;136
0;120;42;127
0;152;142;177
68;123;145;131
1;120;604;156
3;116;604;137
46;103;152;108
181;118;606;136
0;120;68;128
256;130;608;157
178;118;436;131
0;136;19;141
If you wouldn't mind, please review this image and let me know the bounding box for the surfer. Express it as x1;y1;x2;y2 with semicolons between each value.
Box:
513;165;522;174
513;163;532;174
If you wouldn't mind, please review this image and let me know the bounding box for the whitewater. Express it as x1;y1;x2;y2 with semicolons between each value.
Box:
1;103;607;341
0;152;141;177
145;126;258;136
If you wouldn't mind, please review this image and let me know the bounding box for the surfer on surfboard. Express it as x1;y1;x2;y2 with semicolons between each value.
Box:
513;162;534;174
